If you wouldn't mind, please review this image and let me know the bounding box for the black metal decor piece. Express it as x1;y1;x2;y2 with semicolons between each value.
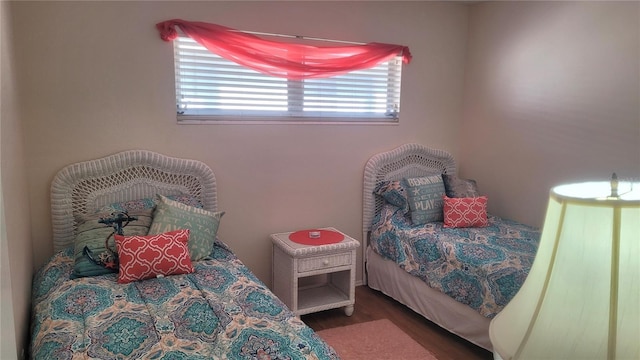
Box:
99;212;138;236
82;211;138;270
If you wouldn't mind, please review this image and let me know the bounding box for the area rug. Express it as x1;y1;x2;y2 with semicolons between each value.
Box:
316;319;438;360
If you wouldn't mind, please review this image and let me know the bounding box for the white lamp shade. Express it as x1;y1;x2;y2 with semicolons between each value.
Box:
490;181;640;360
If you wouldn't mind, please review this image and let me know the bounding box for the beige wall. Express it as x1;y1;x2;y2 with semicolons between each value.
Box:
460;1;640;226
11;1;469;285
1;0;34;358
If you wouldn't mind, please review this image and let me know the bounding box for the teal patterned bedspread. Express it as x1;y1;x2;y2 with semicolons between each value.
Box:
30;242;339;360
370;204;540;318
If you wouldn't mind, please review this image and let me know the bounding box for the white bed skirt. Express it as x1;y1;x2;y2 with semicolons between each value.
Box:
366;247;492;351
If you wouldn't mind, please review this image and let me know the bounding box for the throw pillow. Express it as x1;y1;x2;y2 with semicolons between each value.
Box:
374;180;409;212
72;209;153;278
442;174;479;198
148;194;224;261
115;229;194;283
402;175;446;225
443;195;489;228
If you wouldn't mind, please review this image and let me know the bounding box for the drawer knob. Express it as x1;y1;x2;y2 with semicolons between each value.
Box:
322;259;329;266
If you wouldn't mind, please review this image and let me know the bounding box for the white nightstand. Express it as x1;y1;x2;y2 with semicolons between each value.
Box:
270;227;360;316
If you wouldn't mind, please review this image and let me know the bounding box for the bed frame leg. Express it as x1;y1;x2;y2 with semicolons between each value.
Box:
344;305;354;316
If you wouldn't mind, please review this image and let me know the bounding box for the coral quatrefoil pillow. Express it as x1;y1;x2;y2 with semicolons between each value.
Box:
115;229;194;283
442;195;489;228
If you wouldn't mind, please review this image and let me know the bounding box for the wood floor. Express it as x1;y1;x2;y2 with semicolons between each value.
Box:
302;286;493;360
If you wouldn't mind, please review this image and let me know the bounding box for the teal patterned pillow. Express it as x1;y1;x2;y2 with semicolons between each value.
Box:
148;194;224;261
374;180;409;213
402;175;446;225
72;209;153;278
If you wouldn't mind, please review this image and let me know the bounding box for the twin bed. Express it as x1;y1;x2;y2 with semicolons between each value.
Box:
30;144;539;358
362;143;540;351
30;150;338;359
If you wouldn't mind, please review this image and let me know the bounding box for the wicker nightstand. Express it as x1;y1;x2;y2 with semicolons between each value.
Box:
270;227;360;316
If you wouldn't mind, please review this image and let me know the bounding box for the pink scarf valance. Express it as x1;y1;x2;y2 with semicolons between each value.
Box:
156;19;412;80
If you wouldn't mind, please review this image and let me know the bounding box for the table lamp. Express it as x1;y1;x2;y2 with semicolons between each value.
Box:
489;175;639;360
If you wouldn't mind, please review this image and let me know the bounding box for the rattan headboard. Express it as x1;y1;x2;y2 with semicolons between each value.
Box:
362;143;457;244
51;150;217;252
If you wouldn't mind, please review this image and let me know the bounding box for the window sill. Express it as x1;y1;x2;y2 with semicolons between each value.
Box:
177;116;400;126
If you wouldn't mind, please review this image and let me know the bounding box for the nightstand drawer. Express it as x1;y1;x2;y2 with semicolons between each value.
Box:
298;253;351;273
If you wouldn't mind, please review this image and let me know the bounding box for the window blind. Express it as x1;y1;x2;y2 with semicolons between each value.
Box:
173;36;403;122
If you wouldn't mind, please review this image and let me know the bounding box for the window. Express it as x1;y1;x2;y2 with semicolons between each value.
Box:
173;36;403;123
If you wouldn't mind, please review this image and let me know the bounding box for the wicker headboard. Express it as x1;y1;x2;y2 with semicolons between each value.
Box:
51;150;217;252
362;143;457;244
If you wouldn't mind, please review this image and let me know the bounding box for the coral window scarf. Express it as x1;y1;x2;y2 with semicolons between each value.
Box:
157;19;412;80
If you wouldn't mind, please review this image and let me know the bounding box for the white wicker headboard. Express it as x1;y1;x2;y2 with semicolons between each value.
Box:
362;143;457;243
51;150;217;252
